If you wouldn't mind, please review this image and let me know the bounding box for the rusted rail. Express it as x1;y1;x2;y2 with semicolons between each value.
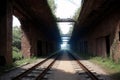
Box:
68;51;99;80
12;53;60;80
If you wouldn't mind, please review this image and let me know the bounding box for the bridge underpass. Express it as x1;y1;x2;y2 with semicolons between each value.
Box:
0;0;120;80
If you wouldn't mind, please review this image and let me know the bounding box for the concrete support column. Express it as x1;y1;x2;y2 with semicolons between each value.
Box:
0;0;13;65
21;21;39;58
21;21;31;58
29;26;37;56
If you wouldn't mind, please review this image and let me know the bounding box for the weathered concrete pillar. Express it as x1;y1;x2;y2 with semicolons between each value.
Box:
0;0;13;65
21;20;40;58
29;25;37;57
21;21;31;58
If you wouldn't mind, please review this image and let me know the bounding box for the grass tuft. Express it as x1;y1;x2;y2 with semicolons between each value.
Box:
90;57;120;73
90;57;120;80
73;51;120;80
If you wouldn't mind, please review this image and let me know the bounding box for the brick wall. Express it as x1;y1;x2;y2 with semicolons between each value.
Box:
87;11;120;62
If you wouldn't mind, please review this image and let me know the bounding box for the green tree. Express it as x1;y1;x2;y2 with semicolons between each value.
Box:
47;0;56;13
12;26;22;61
12;26;21;50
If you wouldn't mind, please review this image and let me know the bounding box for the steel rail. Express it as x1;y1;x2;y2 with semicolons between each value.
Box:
68;51;99;80
35;53;60;80
12;53;57;80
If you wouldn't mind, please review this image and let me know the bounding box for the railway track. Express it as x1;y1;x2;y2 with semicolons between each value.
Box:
12;53;60;80
11;50;105;80
68;51;101;80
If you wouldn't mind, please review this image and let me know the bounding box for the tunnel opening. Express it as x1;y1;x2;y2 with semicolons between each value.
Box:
12;15;22;62
57;22;74;50
61;42;70;50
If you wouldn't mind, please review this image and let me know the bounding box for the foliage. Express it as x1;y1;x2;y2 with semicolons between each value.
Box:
73;50;120;80
14;57;38;66
12;26;22;61
90;57;120;73
12;26;21;49
47;0;56;14
12;47;23;61
90;57;120;80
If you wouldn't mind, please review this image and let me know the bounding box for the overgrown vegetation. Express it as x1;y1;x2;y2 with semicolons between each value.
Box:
0;25;38;74
76;52;120;80
12;26;21;50
12;26;23;61
12;26;39;62
90;57;120;80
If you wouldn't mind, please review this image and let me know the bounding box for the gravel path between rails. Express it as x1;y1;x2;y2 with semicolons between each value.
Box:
52;52;79;80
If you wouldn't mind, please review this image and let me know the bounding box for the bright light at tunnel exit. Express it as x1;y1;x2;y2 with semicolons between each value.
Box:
61;42;70;50
58;22;73;35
